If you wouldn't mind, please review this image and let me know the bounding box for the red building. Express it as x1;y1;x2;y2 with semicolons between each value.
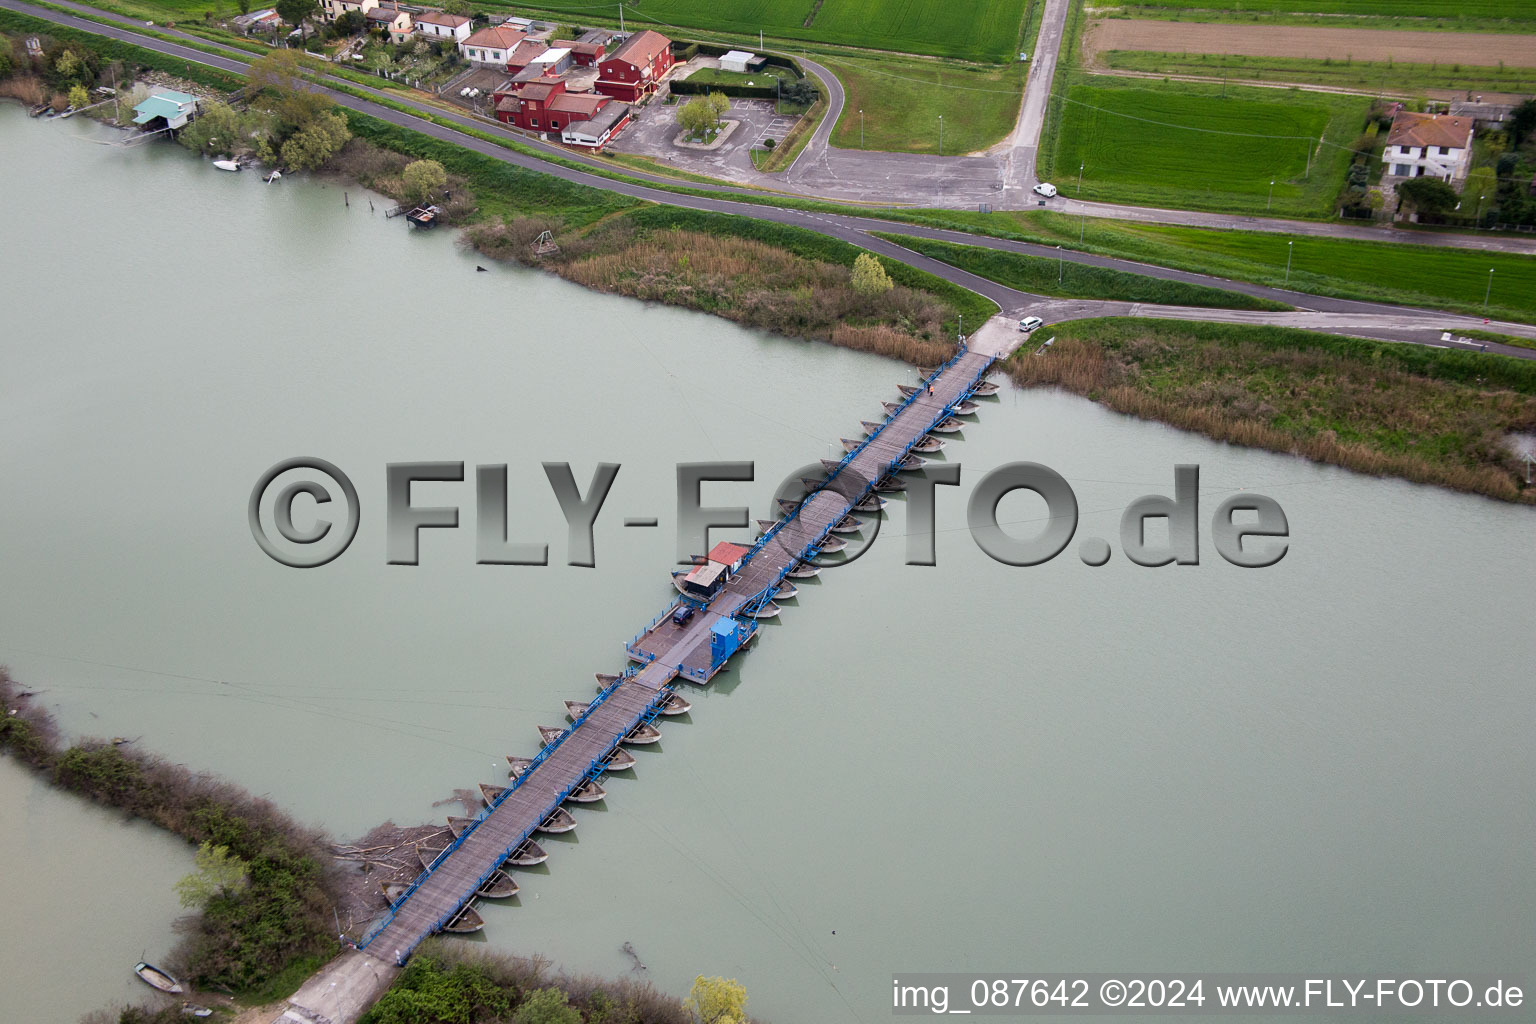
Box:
595;29;673;102
552;37;605;66
493;79;616;135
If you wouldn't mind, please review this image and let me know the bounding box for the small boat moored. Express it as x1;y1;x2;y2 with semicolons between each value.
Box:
447;815;477;838
786;560;820;579
479;782;508;807
135;963;183;995
773;581;799;600
212;158;240;171
443;904;485;934
893;453;925;472
853;494;888;513
817;536;847;554
603;747;638;771
968;379;1000;396
624;722;662;745
507;838;549;866
566;778;606;803
538;807;578;833
564;699;594;719
875;474;907;492
658;690;691;715
476;869;520;898
538;724;566;746
831;514;862;533
953;399;980;415
911;434;946;453
507;755;533;779
182;1006;214;1018
929;417;963;434
750;601;782;619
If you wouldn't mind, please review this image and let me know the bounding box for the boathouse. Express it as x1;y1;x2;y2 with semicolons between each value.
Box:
132;90;197;131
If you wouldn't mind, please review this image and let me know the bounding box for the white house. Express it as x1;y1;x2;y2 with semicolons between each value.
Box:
460;24;526;66
414;10;471;42
1382;111;1474;184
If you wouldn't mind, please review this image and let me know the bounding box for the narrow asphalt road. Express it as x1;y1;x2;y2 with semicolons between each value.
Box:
1003;0;1070;192
10;0;1533;361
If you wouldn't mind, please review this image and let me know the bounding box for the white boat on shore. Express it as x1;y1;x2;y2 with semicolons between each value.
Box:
212;158;240;171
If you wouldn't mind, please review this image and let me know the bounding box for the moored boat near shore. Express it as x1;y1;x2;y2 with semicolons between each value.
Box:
624;722;661;745
567;778;606;803
444;904;484;934
134;963;183;995
659;691;691;715
786;561;820;578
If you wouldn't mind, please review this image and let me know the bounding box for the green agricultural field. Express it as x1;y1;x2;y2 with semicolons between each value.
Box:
509;0;1031;62
825;56;1025;154
1038;78;1369;217
1103;51;1536;96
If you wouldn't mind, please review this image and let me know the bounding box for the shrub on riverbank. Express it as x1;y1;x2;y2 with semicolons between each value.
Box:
0;669;338;996
1007;319;1536;502
359;944;697;1024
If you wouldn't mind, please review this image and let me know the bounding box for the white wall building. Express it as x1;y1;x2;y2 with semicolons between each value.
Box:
414;10;471;42
1382;111;1475;184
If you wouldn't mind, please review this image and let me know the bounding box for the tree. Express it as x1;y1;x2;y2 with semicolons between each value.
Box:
850;252;893;296
706;90;729;119
67;84;90;110
401;158;447;202
441;0;469;14
512;987;581;1024
685;976;747;1024
1395;176;1459;217
279;107;350;169
174;841;249;908
180;101;248;156
335;9;364;34
54;48;81;80
236;0;251;14
677;96;716;138
1509;98;1536;147
249;49;335;131
275;0;316;29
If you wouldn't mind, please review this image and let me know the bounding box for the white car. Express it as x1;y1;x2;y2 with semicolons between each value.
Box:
1018;316;1044;333
1032;182;1058;198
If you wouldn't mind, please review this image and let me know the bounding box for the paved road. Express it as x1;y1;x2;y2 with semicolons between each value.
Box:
1002;0;1070;193
10;0;1533;362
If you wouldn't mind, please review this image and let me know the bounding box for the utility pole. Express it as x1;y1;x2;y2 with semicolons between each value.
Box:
938;114;943;157
1476;193;1485;228
958;312;963;343
1057;245;1063;285
618;3;624;33
1080;209;1086;243
859;108;864;148
1306;136;1314;177
1285;240;1293;285
1077;161;1083;194
1523;452;1535;485
1485;268;1494;310
1268;180;1274;212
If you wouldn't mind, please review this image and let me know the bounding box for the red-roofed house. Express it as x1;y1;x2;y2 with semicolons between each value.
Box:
504;38;549;73
461;24;526;66
551;37;605;66
413;9;470;42
1383;110;1475;183
595;29;673;102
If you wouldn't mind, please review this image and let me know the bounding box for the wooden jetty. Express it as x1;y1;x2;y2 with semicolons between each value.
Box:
356;341;998;966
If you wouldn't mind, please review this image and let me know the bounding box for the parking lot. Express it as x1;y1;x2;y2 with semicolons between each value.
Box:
608;97;802;182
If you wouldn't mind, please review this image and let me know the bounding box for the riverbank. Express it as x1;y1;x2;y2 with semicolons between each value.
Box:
1005;318;1536;503
0;667;725;1024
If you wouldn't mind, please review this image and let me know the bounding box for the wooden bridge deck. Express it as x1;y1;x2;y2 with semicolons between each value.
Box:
358;344;997;966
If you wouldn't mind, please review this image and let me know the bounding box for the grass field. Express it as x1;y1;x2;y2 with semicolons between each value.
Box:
1102;51;1536;95
870;233;1291;309
508;0;1031;62
824;55;1025;154
1038;77;1368;216
886;208;1536;323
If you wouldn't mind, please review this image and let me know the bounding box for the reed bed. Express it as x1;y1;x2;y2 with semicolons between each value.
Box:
1007;319;1536;502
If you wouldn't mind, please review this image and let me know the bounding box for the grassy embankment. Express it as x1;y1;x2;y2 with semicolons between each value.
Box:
1101;51;1536;96
1007;318;1536;502
870;232;1292;309
864;209;1536;325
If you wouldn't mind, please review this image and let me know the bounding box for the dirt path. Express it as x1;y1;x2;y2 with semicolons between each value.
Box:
1083;19;1536;67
